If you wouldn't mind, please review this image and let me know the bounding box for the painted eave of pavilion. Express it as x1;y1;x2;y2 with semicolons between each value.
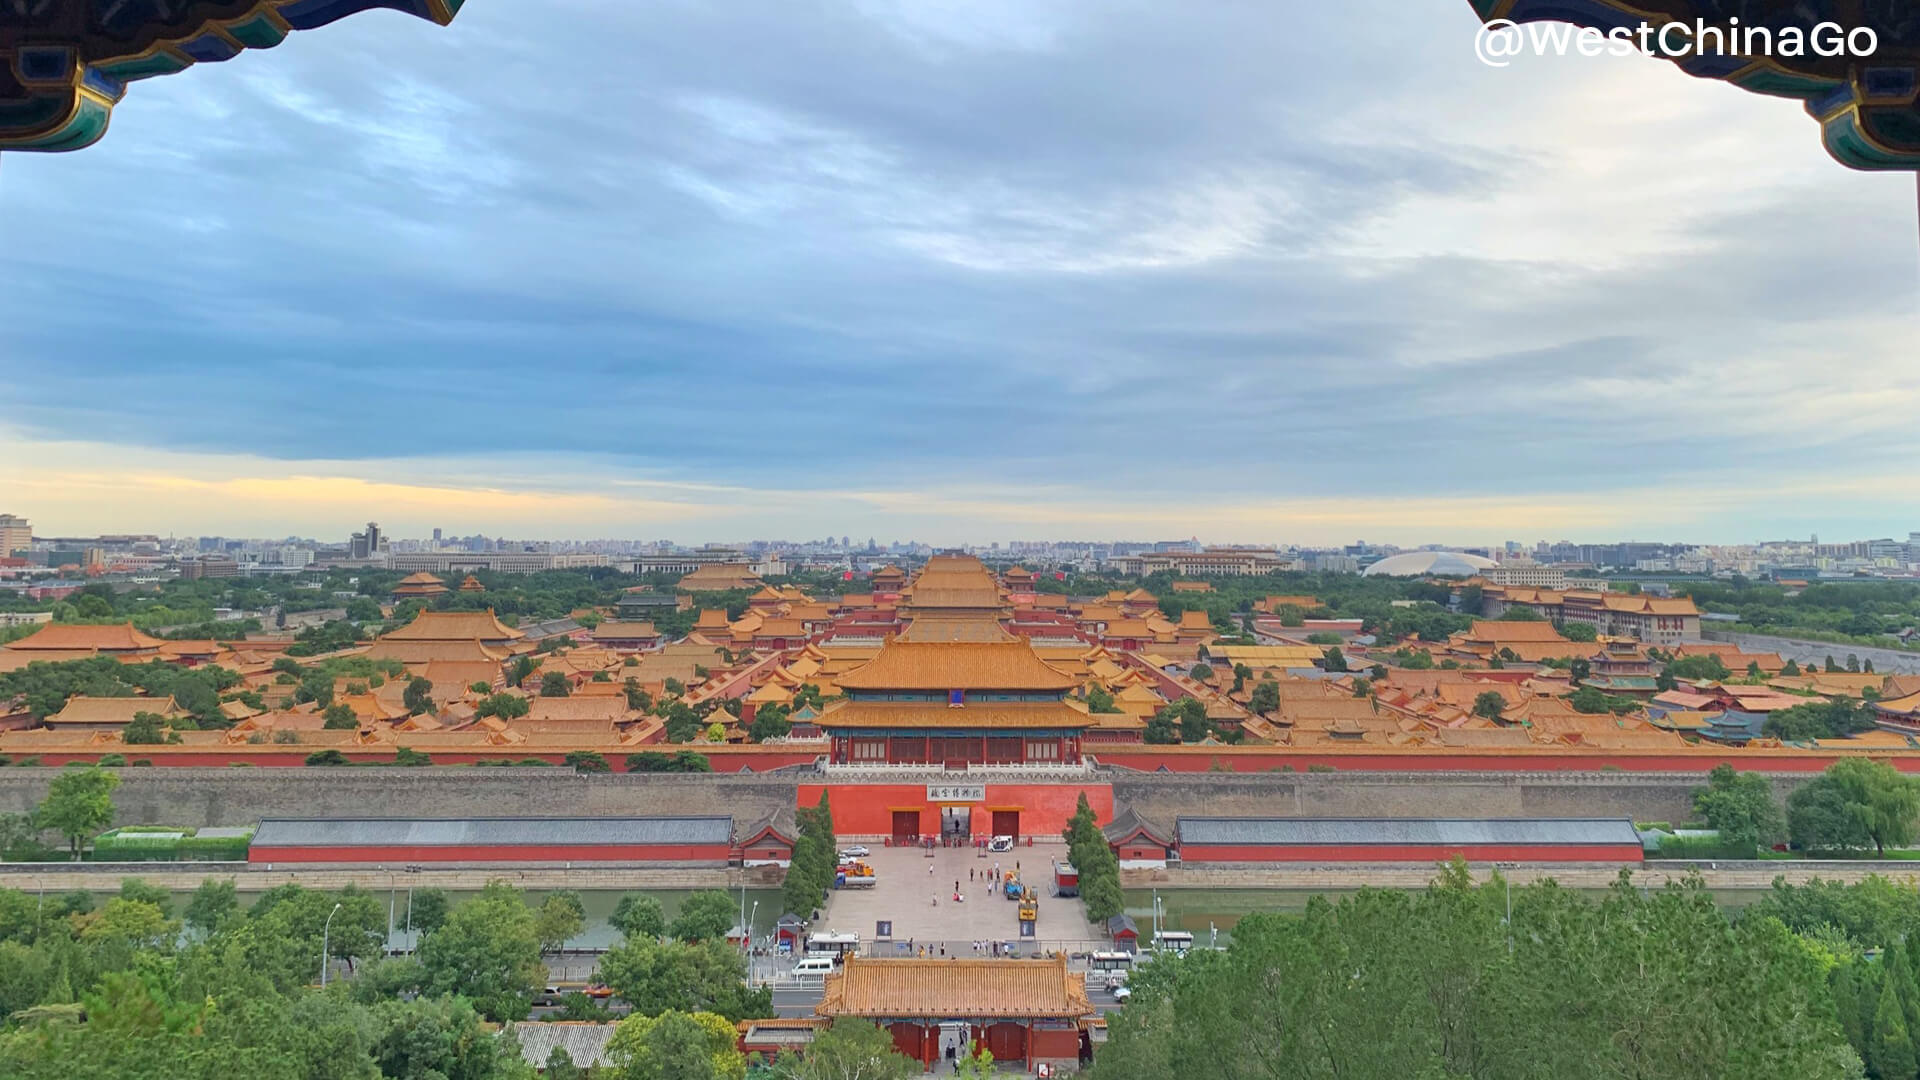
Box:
1;1;467;152
817;699;1094;731
1467;0;1920;169
834;639;1077;693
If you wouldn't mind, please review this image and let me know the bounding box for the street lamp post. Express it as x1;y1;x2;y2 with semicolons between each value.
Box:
320;902;343;987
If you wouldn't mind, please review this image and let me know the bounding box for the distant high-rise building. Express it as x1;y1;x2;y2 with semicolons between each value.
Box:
349;521;385;560
0;514;29;559
432;527;442;543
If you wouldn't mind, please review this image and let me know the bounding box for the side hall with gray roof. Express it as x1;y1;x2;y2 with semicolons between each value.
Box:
248;816;738;866
1174;817;1644;863
252;816;734;848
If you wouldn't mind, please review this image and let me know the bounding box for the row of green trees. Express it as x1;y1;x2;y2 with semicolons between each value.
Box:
1093;865;1858;1080
0;867;791;1078
1064;794;1124;923
1687;759;1920;859
781;793;837;920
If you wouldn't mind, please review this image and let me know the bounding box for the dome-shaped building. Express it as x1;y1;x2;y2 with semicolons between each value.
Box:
1361;551;1498;577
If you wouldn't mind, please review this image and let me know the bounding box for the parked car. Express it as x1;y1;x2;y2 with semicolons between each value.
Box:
840;845;870;858
988;835;1015;853
1112;984;1132;1003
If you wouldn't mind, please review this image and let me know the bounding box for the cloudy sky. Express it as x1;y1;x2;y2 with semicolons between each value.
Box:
2;0;1916;547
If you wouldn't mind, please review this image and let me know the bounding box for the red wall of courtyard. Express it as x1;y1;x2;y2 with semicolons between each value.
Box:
797;782;1113;838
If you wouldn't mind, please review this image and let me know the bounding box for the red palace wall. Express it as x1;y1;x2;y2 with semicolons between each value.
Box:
1179;843;1646;864
248;842;732;865
25;748;823;772
797;782;1113;838
1088;749;1895;774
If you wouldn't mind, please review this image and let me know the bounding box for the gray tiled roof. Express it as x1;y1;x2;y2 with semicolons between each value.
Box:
505;1023;616;1068
1175;817;1640;847
252;816;733;847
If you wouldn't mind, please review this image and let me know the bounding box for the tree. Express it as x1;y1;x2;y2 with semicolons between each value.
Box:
1788;759;1920;856
750;703;792;742
539;671;571;698
305;749;349;766
1665;655;1731;682
1561;621;1598;642
1248;679;1279;715
416;880;545;1022
599;938;770;1022
1569;686;1609;714
1471;691;1506;723
476;693;531;721
1189;662;1214;682
369;995;533;1080
611;894;666;941
565;751;611;773
1143;710;1177;744
1871;977;1917;1080
123;712;166;745
509;655;536;687
1765;700;1874;742
664;702;702;743
297;669;335;709
670;890;738;943
1084;685;1120;714
322;703;358;729
534;890;586;954
770;1017;917;1080
409;889;451;938
35;766;118;860
606;1009;745;1080
183;878;239;935
1321;646;1348;673
1783;659;1802;676
403;677;435;715
1691;763;1785;856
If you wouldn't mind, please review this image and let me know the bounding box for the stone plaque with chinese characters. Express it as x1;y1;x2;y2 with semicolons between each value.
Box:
926;784;986;802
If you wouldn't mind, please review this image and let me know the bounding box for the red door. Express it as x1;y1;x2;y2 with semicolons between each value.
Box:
985;1021;1027;1063
888;1022;922;1062
892;809;921;845
992;810;1020;840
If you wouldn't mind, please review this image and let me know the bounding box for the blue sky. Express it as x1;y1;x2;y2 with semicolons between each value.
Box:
2;0;1917;546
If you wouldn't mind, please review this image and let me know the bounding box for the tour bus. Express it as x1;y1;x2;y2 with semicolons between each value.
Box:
1089;951;1135;975
805;931;861;964
1151;931;1194;955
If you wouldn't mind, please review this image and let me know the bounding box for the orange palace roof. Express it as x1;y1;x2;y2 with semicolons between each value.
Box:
818;955;1092;1019
379;610;523;642
6;622;165;651
835;640;1076;692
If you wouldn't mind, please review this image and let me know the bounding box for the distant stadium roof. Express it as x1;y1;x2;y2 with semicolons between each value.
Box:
1361;551;1498;577
1176;817;1640;847
252;817;733;848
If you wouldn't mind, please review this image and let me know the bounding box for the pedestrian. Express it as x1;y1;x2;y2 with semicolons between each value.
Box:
940;945;945;957
955;880;960;893
929;863;935;876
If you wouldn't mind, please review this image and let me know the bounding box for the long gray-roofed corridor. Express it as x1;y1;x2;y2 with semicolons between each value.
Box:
1175;817;1642;847
251;816;735;847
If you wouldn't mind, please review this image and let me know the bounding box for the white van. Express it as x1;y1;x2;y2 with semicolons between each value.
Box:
793;956;837;978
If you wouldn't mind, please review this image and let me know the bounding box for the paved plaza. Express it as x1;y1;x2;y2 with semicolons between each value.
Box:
815;840;1103;955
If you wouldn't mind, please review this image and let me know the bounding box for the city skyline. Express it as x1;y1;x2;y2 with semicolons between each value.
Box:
4;501;1918;558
